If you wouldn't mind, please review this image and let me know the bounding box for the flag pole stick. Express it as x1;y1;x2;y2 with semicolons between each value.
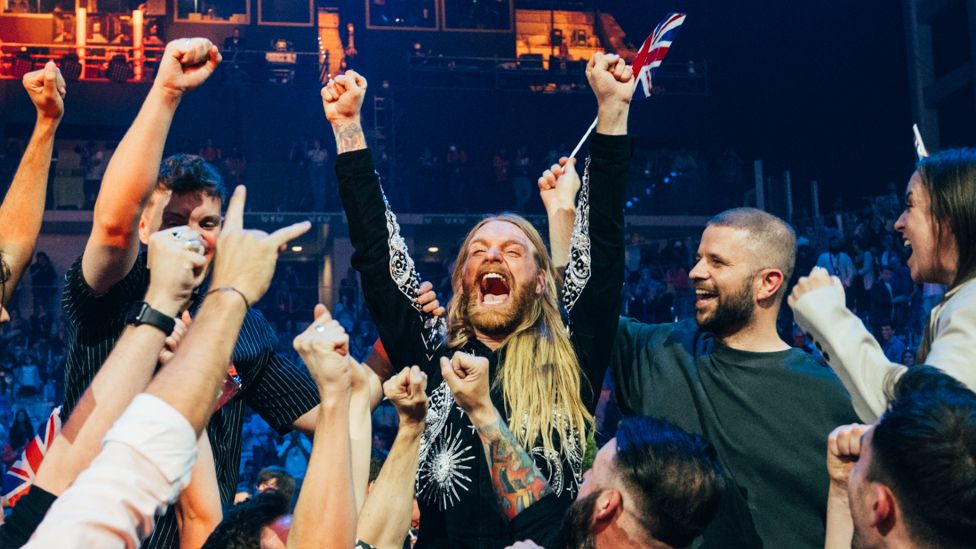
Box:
569;116;598;159
568;12;684;160
913;123;929;159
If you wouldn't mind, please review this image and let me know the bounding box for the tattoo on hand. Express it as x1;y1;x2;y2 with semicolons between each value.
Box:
477;419;553;521
332;121;366;154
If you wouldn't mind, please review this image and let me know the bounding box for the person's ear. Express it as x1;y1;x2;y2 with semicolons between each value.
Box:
137;214;151;245
870;484;898;536
593;489;623;523
535;270;546;295
756;268;785;302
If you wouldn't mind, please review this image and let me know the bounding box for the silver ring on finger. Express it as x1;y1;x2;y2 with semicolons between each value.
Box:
170;230;184;241
315;324;326;333
183;238;205;254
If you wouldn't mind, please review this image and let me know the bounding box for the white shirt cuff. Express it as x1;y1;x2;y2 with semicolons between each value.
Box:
104;393;197;486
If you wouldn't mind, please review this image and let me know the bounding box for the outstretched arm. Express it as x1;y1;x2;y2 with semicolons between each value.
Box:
82;38;220;295
538;158;579;278
33;227;204;496
289;319;380;512
288;305;358;549
323;72;368;154
356;366;427;549
325;71;445;376
542;52;632;274
25;186;309;548
792;267;976;421
561;52;634;411
0;62;64;302
824;423;869;549
790;268;901;422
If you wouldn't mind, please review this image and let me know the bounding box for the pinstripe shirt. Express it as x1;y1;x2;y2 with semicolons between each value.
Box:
61;252;321;549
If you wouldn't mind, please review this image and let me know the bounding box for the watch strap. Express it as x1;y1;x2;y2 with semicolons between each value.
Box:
125;301;176;335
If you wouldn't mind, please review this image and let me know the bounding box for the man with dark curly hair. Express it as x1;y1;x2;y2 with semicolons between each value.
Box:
201;492;292;549
42;38;323;549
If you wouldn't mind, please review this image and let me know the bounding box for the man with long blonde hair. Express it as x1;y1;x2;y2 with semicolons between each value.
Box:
324;52;635;547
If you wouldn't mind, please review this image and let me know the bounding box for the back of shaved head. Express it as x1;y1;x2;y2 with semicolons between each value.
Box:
706;208;796;299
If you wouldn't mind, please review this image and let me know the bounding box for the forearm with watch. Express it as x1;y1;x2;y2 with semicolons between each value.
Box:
33;298;175;495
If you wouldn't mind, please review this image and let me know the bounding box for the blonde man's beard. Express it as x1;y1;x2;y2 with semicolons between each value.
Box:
463;278;535;338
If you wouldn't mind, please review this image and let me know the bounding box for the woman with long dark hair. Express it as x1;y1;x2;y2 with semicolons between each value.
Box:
3;408;34;466
790;148;976;421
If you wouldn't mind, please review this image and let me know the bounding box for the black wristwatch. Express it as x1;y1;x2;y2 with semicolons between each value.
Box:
125;301;176;335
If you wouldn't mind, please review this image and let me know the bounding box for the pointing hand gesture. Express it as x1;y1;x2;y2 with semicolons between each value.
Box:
209;185;311;306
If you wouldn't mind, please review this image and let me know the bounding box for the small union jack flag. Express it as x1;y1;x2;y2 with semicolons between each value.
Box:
632;13;687;98
2;407;61;508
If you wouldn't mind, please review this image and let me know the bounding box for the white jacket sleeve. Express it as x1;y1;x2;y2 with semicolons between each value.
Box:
25;394;198;549
793;279;976;423
922;280;976;392
792;286;902;422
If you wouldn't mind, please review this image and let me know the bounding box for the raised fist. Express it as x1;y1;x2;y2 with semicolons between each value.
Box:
383;366;428;427
826;423;870;491
586;52;636;108
322;70;367;124
538;157;580;214
439;352;491;418
22;61;65;122
154;38;221;97
293;305;354;394
145;226;208;317
788;266;846;311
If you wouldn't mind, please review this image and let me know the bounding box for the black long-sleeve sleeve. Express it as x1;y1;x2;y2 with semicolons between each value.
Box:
564;134;631;412
502;135;631;545
508;493;564;547
336;149;445;380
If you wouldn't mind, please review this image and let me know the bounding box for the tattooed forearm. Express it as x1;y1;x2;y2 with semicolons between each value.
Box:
476;418;553;521
332;120;367;154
